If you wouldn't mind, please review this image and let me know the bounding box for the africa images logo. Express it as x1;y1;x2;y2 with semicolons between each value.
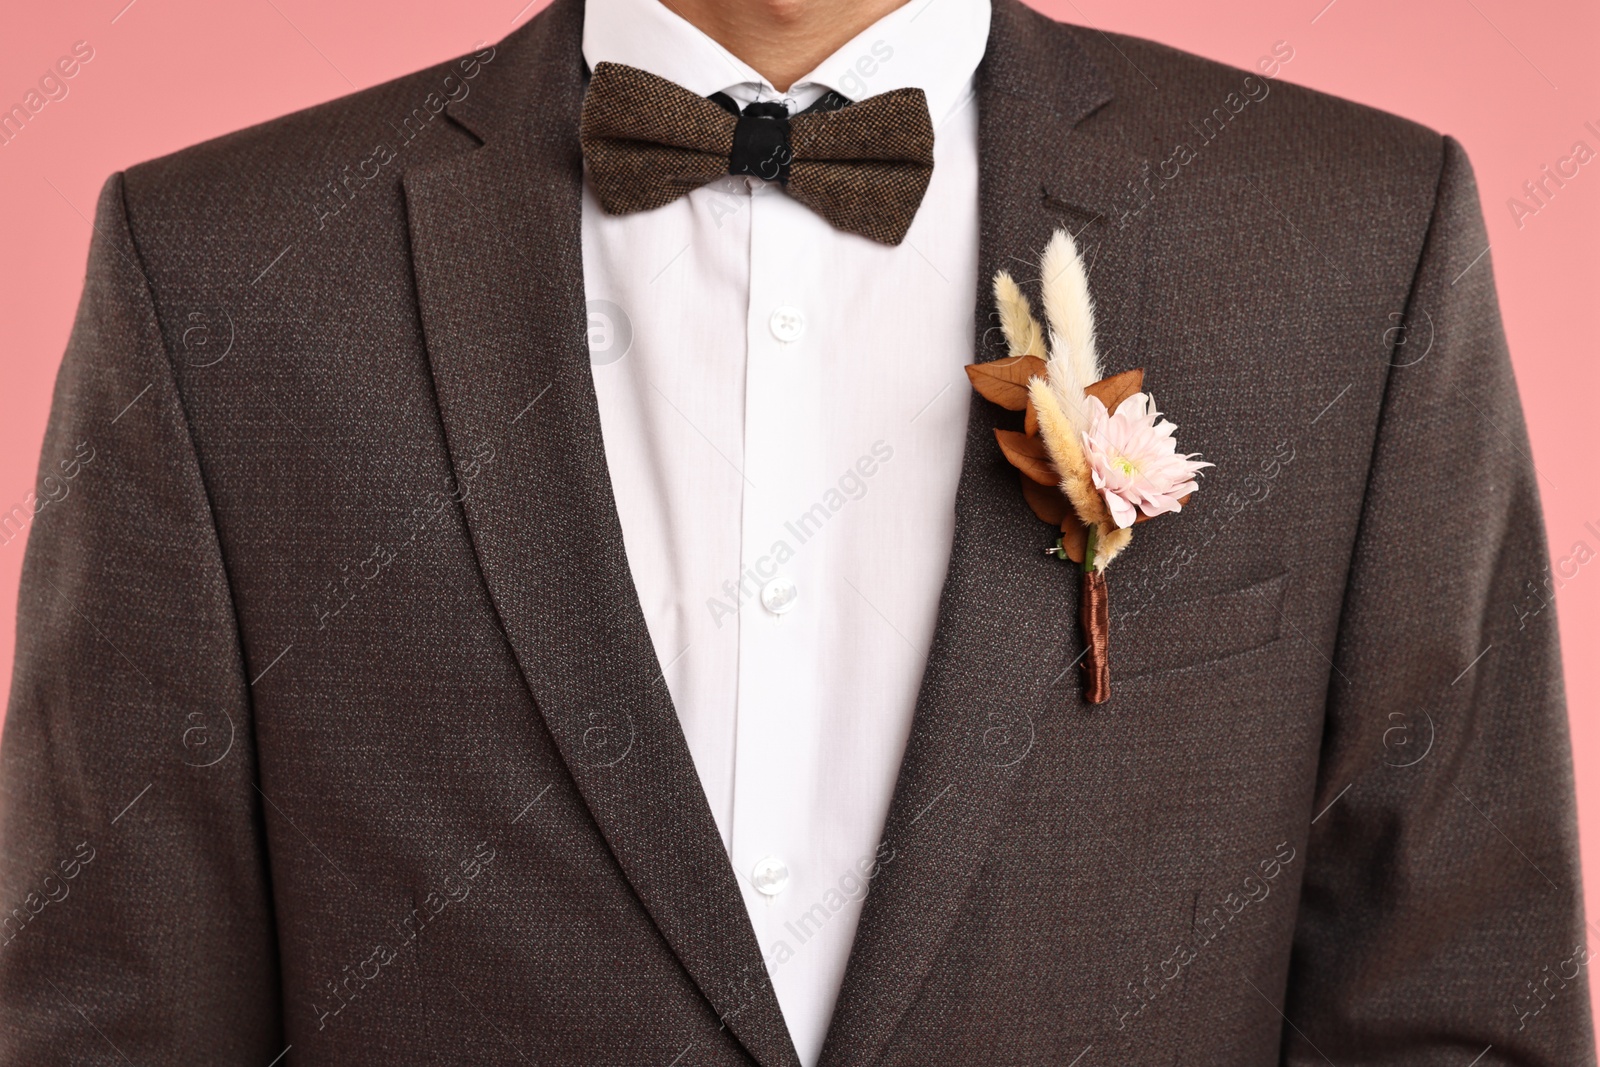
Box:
0;41;95;150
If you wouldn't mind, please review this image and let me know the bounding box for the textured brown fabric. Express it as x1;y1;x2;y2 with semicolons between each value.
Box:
0;0;1590;1064
579;61;934;244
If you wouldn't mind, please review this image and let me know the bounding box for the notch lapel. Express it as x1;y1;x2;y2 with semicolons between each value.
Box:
817;5;1150;1065
402;3;797;1064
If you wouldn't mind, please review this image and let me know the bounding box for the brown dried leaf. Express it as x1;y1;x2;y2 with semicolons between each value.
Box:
994;429;1058;486
1020;476;1070;525
1084;368;1144;414
1058;517;1087;563
1024;395;1039;437
966;355;1048;412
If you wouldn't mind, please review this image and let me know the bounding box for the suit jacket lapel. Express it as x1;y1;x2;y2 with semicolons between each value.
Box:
402;3;797;1064
817;5;1149;1065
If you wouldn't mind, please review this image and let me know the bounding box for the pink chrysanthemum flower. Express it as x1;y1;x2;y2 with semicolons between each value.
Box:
1080;393;1211;529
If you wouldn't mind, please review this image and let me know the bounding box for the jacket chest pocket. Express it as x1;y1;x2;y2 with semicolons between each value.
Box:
1113;571;1289;682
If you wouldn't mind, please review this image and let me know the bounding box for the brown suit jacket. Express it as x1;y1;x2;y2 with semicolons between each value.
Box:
1;0;1590;1063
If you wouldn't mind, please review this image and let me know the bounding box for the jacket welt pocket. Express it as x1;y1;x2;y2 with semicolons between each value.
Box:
1114;572;1288;679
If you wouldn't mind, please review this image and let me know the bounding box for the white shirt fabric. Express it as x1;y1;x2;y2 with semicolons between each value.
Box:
580;1;989;1061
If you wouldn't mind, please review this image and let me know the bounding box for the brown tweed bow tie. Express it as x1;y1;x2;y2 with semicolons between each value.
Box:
579;61;935;246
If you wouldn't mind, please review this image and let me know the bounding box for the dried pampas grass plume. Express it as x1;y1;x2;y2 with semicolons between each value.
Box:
992;270;1046;362
1039;229;1101;435
1092;524;1134;568
1028;378;1104;529
1033;229;1135;571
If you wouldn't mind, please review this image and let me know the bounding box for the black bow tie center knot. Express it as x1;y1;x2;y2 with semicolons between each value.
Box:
714;97;793;183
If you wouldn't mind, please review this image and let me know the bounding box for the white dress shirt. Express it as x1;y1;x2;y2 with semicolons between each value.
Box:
581;1;989;1061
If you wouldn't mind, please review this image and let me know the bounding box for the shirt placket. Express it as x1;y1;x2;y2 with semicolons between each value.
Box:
730;173;830;970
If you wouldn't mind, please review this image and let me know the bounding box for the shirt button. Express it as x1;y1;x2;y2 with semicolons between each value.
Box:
760;577;799;615
769;306;806;343
751;855;790;896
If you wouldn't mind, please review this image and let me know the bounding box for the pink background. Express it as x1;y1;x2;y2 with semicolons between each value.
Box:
2;0;1597;1030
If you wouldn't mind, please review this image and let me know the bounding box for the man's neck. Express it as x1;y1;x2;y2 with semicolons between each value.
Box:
662;0;910;91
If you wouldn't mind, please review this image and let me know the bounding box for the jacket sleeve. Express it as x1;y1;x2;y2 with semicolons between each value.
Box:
1281;136;1594;1063
0;174;282;1062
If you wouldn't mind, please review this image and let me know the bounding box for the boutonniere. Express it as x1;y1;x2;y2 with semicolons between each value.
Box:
966;229;1210;704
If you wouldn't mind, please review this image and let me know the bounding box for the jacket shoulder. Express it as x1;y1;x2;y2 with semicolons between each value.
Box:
118;46;496;260
1069;24;1445;185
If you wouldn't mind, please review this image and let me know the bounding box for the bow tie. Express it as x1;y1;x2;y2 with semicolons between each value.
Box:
578;61;935;245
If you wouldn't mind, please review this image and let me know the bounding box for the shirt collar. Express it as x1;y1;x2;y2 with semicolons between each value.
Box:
581;0;992;126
